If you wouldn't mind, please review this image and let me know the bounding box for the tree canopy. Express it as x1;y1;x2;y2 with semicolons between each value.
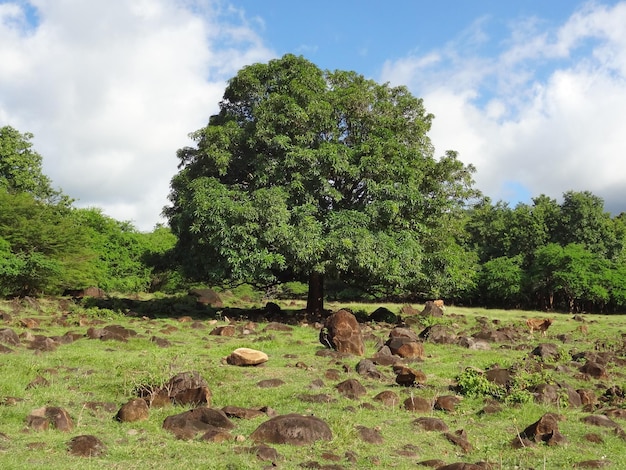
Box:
165;54;478;312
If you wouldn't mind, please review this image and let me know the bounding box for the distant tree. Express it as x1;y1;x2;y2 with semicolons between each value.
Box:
478;255;524;308
554;191;618;257
0;191;95;296
165;54;478;313
72;208;157;293
0;125;67;203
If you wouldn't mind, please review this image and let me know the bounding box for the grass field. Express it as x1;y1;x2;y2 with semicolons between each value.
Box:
1;294;626;469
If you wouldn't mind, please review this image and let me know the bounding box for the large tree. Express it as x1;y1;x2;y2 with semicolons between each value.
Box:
165;54;478;313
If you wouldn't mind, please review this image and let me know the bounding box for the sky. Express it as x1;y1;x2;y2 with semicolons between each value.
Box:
1;0;626;231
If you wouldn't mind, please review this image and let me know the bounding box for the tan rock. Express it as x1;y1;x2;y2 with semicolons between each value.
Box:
227;348;269;366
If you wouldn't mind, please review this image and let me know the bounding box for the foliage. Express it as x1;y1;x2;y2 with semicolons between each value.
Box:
165;54;479;311
455;367;505;399
0;125;67;203
465;191;626;312
0;190;96;296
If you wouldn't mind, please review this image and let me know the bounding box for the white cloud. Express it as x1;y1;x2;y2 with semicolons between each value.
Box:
0;0;273;230
381;1;626;213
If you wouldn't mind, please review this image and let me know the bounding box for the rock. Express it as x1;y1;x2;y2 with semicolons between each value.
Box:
444;429;473;453
67;435;106;457
257;379;285;388
400;305;419;316
199;428;233;442
413;417;449;432
221;405;266;419
435;395;461;412
421;301;444;317
516;413;566;446
580;361;608;379
403;396;432;413
581;414;621;429
227;348;269;366
394;364;427;387
356;425;383;444
0;328;20;346
531;343;560;360
368;307;398;324
162;408;235;440
373;391;400;407
336;379;367;399
386;327;424;359
319;310;364;356
116;398;149;422
250;414;332;446
485;368;512;387
355;359;383;379
188;288;223;307
419;324;457;344
209;325;236;336
163;371;212;406
574;459;612;468
27;406;74;432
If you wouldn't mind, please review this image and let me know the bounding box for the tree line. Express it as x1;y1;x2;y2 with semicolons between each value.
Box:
2;55;625;313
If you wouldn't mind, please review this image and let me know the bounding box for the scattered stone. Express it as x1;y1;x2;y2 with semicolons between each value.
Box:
403;396;432;413
583;433;604;444
27;406;74;432
435;395;461;412
574;460;613;468
161;371;212;407
531;343;560;360
419;324;457;344
444;429;473;453
394;364;427;387
116;398;149;422
210;325;236;337
28;336;58;352
368;307;398;324
417;459;446;468
150;336;171;348
298;393;337;404
336;379;367;400
356;425;383;444
0;328;19;346
580;361;608;379
227;348;269;366
257;379;285;388
355;359;384;379
67;435;106;457
221;405;266;419
319;310;364;356
485;368;512;387
420;301;444;317
400;304;419;316
162;407;235;440
581;414;621;429
199;428;233;442
373;390;400;407
188;288;223;307
413;417;449;432
250;414;332;446
515;413;566;446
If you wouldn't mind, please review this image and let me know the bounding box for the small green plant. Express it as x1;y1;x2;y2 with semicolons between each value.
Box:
504;389;534;405
455;367;505;399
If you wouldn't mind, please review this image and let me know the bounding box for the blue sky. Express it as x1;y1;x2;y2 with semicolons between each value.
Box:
1;0;625;230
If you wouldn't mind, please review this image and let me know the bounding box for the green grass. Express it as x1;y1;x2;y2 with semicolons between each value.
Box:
1;297;626;468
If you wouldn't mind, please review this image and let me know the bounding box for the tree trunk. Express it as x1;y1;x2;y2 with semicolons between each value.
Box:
306;272;324;314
